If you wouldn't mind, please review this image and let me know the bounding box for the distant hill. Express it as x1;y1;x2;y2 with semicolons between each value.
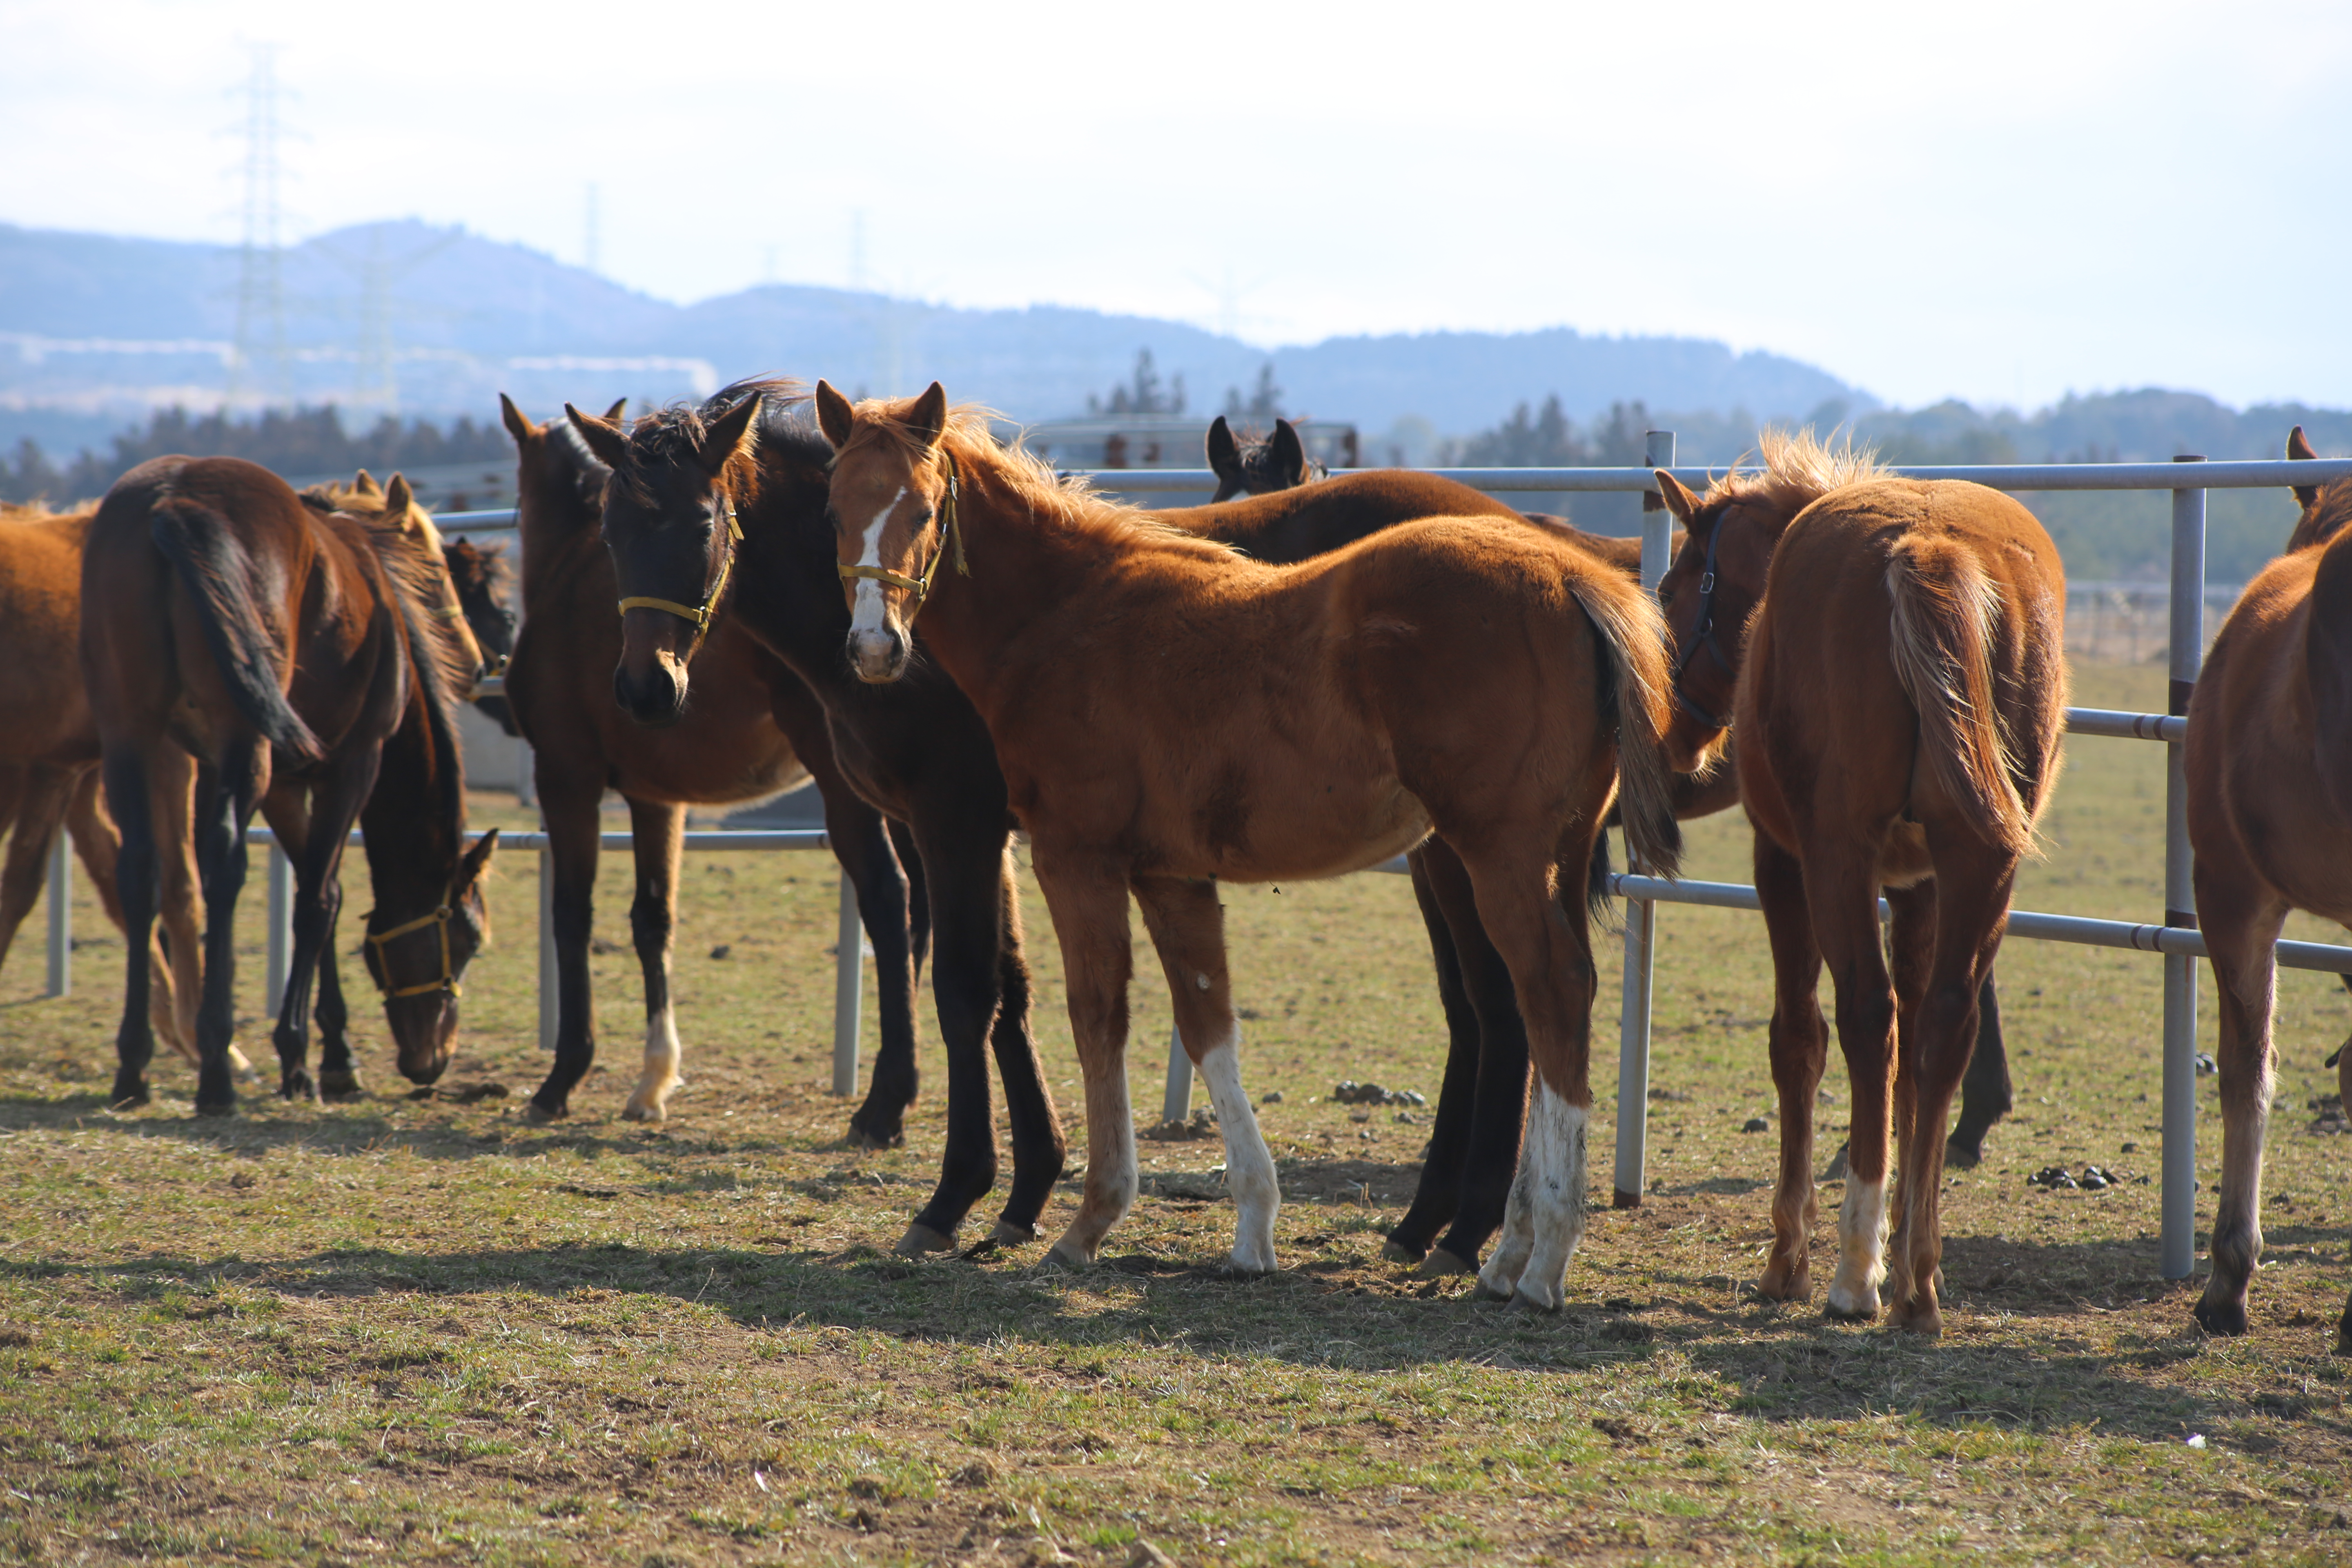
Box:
0;218;1867;453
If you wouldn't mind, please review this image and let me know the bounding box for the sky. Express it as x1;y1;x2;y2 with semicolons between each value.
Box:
3;0;2349;412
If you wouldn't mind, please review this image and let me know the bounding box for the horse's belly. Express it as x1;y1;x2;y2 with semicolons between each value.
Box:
1186;773;1431;882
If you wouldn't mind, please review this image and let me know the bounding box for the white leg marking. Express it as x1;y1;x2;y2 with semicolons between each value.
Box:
1197;1036;1279;1273
624;1001;682;1122
1478;1139;1540;1300
1828;1175;1888;1316
1503;1085;1587;1311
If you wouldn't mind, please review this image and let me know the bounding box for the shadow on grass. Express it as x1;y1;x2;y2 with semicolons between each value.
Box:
6;1222;2323;1443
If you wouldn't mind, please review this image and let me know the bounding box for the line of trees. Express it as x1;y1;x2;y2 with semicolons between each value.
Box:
0;405;515;506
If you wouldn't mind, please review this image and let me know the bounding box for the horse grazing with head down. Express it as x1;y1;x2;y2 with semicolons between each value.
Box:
81;461;499;1113
817;379;1684;1310
1654;432;2066;1336
2190;428;2352;1350
497;394;932;1137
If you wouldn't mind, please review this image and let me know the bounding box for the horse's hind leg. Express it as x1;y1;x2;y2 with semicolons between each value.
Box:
1030;853;1138;1268
622;797;685;1122
1807;847;1897;1321
1884;841;2014;1339
102;748;160;1109
1417;839;1532;1276
1947;973;2013;1167
2192;855;2289;1338
988;851;1065;1242
190;746;268;1116
1134;873;1277;1274
1754;834;1829;1303
1881;879;1938;1309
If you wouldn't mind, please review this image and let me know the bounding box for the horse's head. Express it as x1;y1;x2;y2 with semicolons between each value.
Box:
815;379;960;684
1652;474;1781;772
445;537;519;734
364;828;500;1084
566;390;765;726
1207;415;1323;502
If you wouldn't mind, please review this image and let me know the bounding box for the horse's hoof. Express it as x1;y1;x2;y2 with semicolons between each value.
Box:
1042;1241;1093;1270
1381;1237;1425;1265
620;1098;666;1123
990;1219;1040;1247
846;1120;905;1151
1472;1275;1517;1303
1508;1287;1565;1314
1417;1247;1478;1279
2192;1296;2249;1337
1890;1301;1944;1339
319;1069;365;1102
524;1099;566;1126
278;1070;316;1103
109;1076;150;1111
1943;1134;1987;1170
896;1223;956;1256
1824;1287;1882;1323
194;1098;238;1120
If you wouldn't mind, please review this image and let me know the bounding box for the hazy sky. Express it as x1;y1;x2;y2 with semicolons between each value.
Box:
4;0;2348;411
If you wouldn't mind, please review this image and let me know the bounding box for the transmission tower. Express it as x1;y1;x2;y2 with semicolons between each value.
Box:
316;225;459;417
226;45;290;407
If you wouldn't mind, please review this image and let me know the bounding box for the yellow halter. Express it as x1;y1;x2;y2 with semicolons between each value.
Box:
836;450;968;623
364;903;460;1000
615;499;744;646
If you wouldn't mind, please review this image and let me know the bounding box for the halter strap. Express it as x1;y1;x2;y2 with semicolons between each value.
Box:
365;903;459;999
615;500;743;639
837;450;968;621
1667;515;1738;733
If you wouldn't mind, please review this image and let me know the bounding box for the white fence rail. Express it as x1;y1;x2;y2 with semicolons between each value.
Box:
39;449;2352;1284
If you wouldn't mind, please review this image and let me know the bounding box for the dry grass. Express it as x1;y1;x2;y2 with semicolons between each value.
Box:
1;658;2349;1565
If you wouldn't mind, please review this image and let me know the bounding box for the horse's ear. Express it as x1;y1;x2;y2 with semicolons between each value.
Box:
2289;425;2322;511
1206;415;1241;480
700;392;762;475
1654;471;1702;524
604;397;627;423
499;393;536;445
907;382;949;450
383;474;415;528
455;828;500;898
814;380;855;451
565;403;633;470
352;469;382;499
1270;419;1310;487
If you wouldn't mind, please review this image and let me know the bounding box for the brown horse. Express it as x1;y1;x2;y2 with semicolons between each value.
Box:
443;537;518;734
497;395;932;1136
1654;433;2066;1336
81;460;498;1112
2190;428;2352;1349
819;380;1682;1308
1205;415;1322;501
0;499;211;1067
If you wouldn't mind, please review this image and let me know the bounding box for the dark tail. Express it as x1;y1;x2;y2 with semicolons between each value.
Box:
149;499;325;764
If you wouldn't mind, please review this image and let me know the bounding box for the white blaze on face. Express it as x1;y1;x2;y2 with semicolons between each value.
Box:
849;486;908;639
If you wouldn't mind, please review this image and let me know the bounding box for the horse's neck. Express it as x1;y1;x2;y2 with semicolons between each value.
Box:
927;462;1127;694
359;668;460;901
734;483;856;688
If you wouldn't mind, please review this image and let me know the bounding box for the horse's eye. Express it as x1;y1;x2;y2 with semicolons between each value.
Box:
914;508;935;528
823;507;841;528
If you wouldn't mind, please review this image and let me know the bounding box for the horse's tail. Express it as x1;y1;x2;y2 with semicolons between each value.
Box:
1886;535;2032;856
149;498;325;764
1563;561;1683;890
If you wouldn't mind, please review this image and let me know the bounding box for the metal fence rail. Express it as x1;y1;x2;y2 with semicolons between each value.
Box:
40;449;2352;1285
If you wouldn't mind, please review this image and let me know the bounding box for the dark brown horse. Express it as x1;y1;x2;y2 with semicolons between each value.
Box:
82;461;498;1112
1656;433;2067;1336
819;381;1682;1308
2190;428;2352;1349
497;396;931;1137
443;536;518;734
1206;415;1322;501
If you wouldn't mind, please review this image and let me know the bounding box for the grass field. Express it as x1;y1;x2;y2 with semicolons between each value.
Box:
3;658;2350;1566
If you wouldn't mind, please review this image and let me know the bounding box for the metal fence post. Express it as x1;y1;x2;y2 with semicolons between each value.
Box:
1160;1025;1192;1125
2161;457;2207;1279
1613;430;1675;1207
537;844;558;1052
832;872;863;1095
44;829;70;998
265;844;292;1015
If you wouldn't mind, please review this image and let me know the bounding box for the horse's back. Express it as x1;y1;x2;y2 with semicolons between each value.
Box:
0;504;101;764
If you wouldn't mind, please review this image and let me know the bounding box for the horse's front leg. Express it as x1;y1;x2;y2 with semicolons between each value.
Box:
1030;853;1137;1269
1135;874;1277;1274
621;797;684;1122
2191;854;2290;1339
527;779;602;1123
1753;834;1828;1303
190;747;269;1116
896;824;1013;1254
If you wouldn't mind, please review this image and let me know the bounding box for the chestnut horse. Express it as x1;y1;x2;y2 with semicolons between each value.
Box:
497;395;931;1136
82;461;498;1112
819;381;1682;1308
0;499;208;1068
2190;428;2352;1349
1655;433;2066;1335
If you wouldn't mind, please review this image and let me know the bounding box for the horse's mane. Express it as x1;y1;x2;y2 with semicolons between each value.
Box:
615;377;804;505
1701;427;1888;515
310;481;477;824
836;399;1239;561
446;537;512;599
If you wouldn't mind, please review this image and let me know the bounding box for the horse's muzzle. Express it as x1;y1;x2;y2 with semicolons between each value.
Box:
847;626;909;684
615;658;688;727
